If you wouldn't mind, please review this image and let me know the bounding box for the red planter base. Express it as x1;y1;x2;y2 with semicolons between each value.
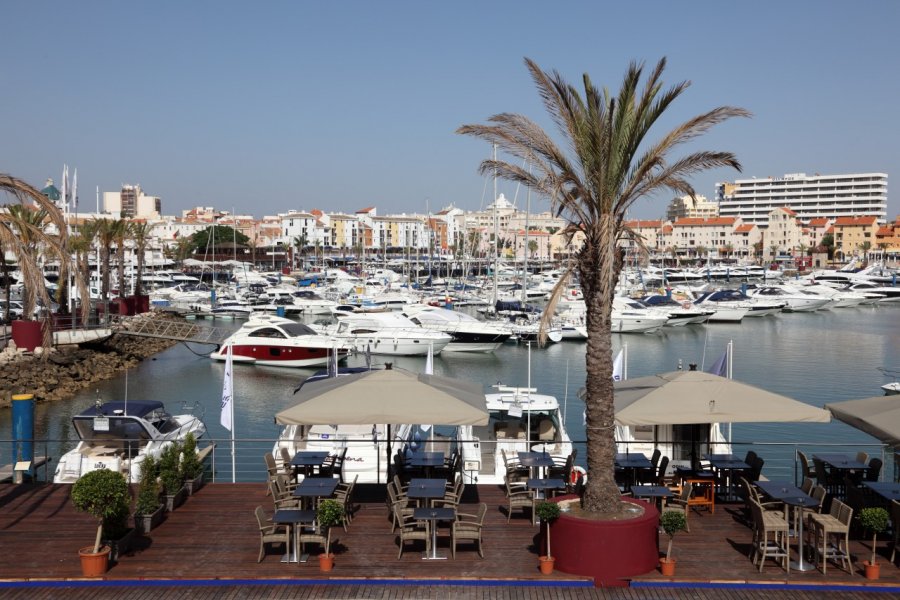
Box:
551;495;659;587
11;320;43;352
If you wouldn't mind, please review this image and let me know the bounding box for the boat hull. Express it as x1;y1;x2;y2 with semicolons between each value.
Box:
211;344;349;368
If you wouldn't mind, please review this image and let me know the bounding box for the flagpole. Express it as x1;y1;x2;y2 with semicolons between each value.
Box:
727;340;733;444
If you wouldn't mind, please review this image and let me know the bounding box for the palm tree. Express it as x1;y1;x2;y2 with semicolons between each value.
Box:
70;220;100;311
458;57;748;514
95;219;118;306
130;222;154;296
292;234;308;269
0;174;74;348
114;220;129;297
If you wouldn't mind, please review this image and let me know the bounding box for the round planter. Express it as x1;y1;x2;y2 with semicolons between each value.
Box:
864;560;880;580
318;553;335;572
78;545;111;577
539;556;555;574
659;557;676;577
11;320;43;352
552;495;659;587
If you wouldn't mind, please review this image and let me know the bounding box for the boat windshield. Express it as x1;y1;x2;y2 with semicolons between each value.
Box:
73;415;154;444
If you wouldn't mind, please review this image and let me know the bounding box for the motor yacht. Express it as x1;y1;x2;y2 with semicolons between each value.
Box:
692;290;753;322
316;311;452;356
639;295;714;326
402;304;511;352
746;285;831;312
211;314;348;367
54;400;206;484
611;297;669;333
847;282;900;302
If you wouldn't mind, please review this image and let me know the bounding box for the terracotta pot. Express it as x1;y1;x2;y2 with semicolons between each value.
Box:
539;555;555;575
660;557;676;577
318;553;335;572
78;545;111;577
864;560;880;580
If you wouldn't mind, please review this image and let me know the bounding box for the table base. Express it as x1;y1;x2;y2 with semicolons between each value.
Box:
423;553;448;560
790;559;815;572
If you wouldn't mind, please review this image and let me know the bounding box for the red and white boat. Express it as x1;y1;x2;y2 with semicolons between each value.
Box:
211;314;348;368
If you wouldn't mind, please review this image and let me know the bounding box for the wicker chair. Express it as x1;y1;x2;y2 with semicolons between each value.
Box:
333;474;357;530
809;498;853;574
394;504;430;558
663;482;694;532
254;505;290;563
452;503;487;558
504;476;536;524
750;499;790;572
501;449;529;484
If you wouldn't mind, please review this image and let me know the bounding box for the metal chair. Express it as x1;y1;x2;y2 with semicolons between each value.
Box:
452;503;487;558
254;505;290;563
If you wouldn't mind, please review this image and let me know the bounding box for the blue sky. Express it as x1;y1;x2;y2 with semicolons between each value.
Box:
3;1;898;220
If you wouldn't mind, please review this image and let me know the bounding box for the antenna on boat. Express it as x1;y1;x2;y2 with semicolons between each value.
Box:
124;370;128;415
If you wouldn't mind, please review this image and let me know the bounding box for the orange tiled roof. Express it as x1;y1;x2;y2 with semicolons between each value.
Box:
674;217;736;226
734;224;755;233
776;207;797;216
808;218;830;227
625;219;663;228
356;206;375;214
834;216;879;226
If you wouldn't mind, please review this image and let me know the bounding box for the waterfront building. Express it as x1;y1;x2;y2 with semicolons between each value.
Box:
832;215;880;260
875;217;900;258
103;184;161;218
622;220;665;256
804;217;832;250
665;194;719;222
762;207;809;259
664;217;747;258
716;172;888;225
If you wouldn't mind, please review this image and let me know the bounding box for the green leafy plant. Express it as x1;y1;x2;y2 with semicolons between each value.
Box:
317;499;344;555
134;456;161;516
180;432;203;481
535;500;561;558
71;469;132;553
158;442;184;495
859;507;889;566
660;510;687;561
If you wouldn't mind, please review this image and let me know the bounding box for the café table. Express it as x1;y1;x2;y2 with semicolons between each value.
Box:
615;453;654;490
705;454;750;501
407;451;445;479
756;480;819;572
813;454;868;497
413;506;455;560
293;476;339;509
631;484;673;511
407;478;447;508
527;477;567;500
863;481;900;503
518;451;554;479
291;451;330;479
272;508;316;563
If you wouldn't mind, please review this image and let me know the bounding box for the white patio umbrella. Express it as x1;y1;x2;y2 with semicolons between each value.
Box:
825;395;900;447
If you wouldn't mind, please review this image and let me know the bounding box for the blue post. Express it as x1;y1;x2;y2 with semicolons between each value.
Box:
12;394;34;479
741;282;747;296
276;306;286;318
210;288;217;309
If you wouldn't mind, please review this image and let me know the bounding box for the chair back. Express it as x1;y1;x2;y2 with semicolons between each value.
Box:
264;452;278;479
254;505;268;530
749;456;764;482
797;449;812;480
812;457;830;487
650;448;661;468
800;477;814;494
680;481;694;503
743;450;758;467
278;447;293;472
865;457;883;482
810;485;827;511
837;500;853;527
656;456;670;484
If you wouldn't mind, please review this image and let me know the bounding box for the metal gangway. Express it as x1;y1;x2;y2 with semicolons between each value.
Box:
115;316;229;347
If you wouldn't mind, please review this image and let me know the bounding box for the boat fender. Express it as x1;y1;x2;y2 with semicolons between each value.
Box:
570;465;587;485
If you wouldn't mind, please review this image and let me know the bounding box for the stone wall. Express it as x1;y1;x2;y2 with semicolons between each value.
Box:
0;314;182;408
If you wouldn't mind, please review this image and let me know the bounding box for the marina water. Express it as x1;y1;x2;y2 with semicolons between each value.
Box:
3;303;898;482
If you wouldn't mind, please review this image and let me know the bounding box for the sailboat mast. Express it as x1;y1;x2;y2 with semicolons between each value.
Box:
492;143;499;307
522;176;530;304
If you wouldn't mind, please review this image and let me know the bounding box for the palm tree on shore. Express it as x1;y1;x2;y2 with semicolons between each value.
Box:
458;57;749;514
95;219;118;306
130;222;153;296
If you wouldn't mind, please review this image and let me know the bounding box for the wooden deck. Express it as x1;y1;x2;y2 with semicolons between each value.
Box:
1;482;899;594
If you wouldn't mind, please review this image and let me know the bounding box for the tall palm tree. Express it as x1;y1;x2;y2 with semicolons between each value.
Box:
114;219;129;297
70;220;100;311
130;221;154;296
95;219;118;305
0;174;73;348
292;234;308;269
458;58;748;514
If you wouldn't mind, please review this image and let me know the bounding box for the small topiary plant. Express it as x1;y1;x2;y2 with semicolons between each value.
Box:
859;507;890;567
71;469;132;553
535;500;561;558
660;510;687;562
180;432;203;481
134;455;162;516
317;499;344;555
158;442;184;496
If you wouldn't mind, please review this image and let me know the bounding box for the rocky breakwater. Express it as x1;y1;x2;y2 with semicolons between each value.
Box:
0;313;183;408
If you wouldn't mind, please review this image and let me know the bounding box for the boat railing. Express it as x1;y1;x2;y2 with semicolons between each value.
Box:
7;436;898;486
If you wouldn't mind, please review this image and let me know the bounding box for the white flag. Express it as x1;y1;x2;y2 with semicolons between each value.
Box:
612;348;625;381
220;345;234;431
72;168;78;211
61;165;68;208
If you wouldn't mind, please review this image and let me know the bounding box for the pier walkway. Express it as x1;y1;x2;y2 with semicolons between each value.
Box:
114;317;228;346
1;483;898;598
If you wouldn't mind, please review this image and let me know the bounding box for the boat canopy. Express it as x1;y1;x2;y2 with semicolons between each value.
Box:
76;400;164;419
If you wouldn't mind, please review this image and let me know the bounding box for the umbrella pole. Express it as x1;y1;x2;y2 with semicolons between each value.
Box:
386;424;391;484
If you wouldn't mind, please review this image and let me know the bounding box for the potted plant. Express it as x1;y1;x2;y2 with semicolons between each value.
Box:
158;442;186;512
134;456;164;534
180;432;204;495
535;500;561;574
859;507;889;579
659;510;687;576
71;469;131;576
316;499;344;572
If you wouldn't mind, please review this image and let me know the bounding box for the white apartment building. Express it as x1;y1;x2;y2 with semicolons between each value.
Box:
103;185;161;218
664;217;757;257
764;207;808;258
281;210;328;247
716;172;888;225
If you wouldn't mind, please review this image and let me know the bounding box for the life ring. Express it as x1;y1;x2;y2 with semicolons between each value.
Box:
570;465;587;485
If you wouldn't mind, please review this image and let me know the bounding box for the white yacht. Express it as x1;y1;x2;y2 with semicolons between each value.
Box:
402;304;511;352
54;400;206;484
211;314;348;368
457;385;573;485
611;297;669;333
638;295;714;326
746;285;831;312
692;290;755;322
316;311;452;356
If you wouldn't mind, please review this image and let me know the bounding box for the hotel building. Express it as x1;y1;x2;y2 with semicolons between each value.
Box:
716;172;887;225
